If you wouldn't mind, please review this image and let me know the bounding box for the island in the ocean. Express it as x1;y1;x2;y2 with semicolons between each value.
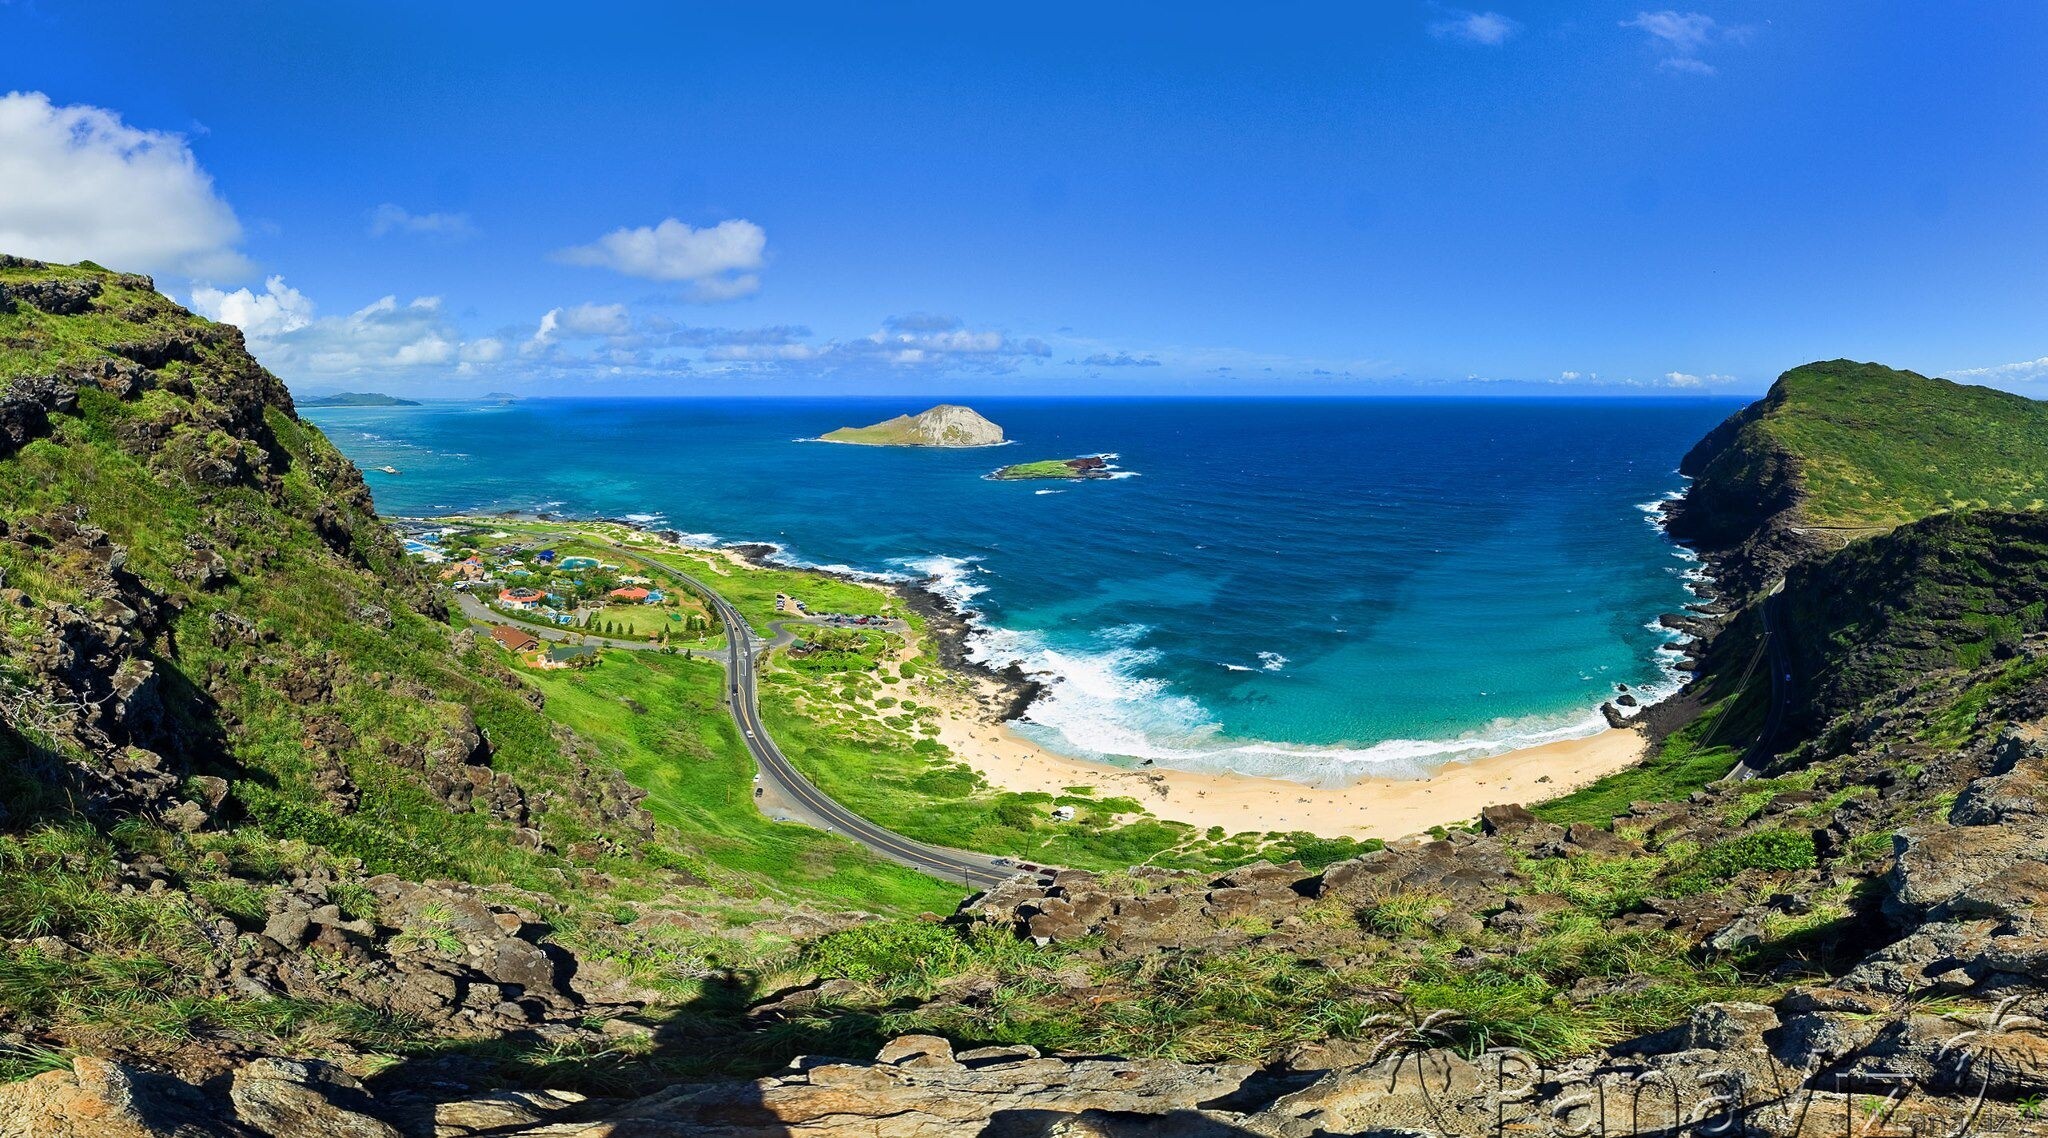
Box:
484;391;521;403
820;403;1007;447
301;391;420;407
992;455;1116;480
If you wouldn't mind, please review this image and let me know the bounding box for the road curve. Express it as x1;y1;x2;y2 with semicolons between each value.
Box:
569;538;1025;889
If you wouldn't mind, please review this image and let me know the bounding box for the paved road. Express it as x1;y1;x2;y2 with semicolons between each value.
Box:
559;537;1025;889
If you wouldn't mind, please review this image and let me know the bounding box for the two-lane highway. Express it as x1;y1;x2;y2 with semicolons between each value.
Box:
574;537;1024;889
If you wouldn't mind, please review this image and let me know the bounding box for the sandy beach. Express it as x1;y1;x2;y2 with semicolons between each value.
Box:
620;522;1653;840
927;676;1645;838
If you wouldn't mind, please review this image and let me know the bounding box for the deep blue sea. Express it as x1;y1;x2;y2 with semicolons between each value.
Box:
304;397;1740;785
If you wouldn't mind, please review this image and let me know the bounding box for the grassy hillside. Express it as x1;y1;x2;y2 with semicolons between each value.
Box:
1716;360;2048;531
0;257;947;1072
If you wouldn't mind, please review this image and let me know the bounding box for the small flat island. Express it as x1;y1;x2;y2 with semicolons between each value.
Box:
820;403;1007;447
992;455;1117;480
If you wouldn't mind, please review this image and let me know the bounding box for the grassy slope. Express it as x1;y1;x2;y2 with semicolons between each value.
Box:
520;649;957;914
1760;360;2048;529
0;261;964;1068
819;417;920;445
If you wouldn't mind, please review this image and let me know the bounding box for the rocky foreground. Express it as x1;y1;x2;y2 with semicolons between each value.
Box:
11;702;2048;1133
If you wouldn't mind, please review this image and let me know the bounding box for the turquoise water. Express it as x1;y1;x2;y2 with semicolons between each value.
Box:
305;396;1738;785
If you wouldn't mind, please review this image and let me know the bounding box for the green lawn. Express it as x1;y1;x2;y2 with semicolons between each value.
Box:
637;547;896;633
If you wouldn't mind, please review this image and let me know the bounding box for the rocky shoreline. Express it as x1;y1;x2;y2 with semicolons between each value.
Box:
705;538;1049;726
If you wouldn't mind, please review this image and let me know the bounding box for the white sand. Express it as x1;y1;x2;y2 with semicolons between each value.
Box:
926;677;1644;839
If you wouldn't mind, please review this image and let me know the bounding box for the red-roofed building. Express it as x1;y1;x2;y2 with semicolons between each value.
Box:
487;625;539;653
499;587;547;610
608;586;652;603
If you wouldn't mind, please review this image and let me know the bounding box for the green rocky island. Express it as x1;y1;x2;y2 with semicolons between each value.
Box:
992;454;1117;479
3;259;2048;1135
299;391;420;407
819;402;1007;446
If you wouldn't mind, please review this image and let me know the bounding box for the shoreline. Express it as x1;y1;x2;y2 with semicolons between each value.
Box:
947;708;1646;838
716;528;1671;837
416;508;1698;838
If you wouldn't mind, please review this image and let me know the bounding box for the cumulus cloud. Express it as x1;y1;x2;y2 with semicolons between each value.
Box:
367;203;475;239
190;279;500;376
189;276;312;338
525;302;633;353
1950;356;2048;383
1621;11;1750;75
1429;10;1520;46
0;90;249;277
1075;351;1162;368
554;217;766;300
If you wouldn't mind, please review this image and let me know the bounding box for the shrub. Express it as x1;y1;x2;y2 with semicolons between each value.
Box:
1666;829;1817;896
799;920;974;985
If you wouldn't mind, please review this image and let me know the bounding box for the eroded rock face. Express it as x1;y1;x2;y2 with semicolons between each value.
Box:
1853;728;2048;995
13;1020;2040;1138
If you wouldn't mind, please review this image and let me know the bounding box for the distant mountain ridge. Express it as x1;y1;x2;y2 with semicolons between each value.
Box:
820;403;1007;447
301;391;419;407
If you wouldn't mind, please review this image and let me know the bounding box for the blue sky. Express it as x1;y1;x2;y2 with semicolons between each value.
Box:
3;1;2046;396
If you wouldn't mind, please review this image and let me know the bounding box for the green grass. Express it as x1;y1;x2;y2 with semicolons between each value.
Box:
1756;360;2048;530
519;649;958;914
1534;691;1754;827
759;676;1379;872
993;458;1092;480
1925;654;2048;749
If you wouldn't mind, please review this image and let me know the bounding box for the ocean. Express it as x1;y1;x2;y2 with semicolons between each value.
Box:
305;396;1741;786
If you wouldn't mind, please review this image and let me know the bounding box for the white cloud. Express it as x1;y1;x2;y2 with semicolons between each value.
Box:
1622;11;1718;52
1621;11;1749;75
1660;56;1718;77
190;279;493;377
691;315;1052;376
0;90;249;277
554;217;766;300
367;203;475;239
1560;370;1582;380
1075;352;1162;368
1663;370;1737;387
703;343;824;362
1950;356;2048;383
1430;10;1520;46
189;276;312;338
525;302;633;353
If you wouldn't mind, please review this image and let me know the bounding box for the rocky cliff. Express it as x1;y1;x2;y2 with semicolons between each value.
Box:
0;258;828;1107
1666;358;2048;600
819;403;1007;446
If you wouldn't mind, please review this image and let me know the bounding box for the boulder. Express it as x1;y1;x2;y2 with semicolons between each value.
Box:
227;1059;400;1138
